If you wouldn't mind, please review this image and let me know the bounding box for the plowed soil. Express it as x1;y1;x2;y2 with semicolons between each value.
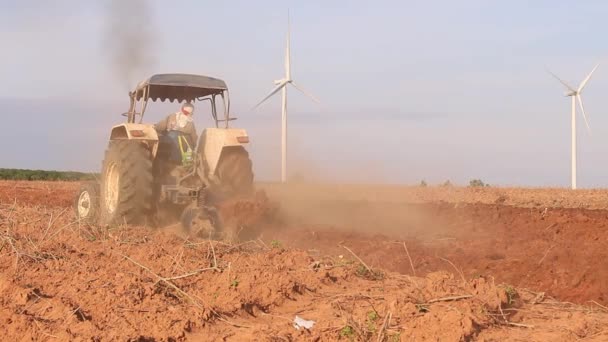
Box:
0;181;77;208
1;181;608;341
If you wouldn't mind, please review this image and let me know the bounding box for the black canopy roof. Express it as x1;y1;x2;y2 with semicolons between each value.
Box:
133;74;228;102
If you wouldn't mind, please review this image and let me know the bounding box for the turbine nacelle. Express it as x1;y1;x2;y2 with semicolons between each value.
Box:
564;90;577;97
274;79;292;85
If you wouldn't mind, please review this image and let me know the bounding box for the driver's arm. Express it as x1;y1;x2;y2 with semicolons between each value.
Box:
154;114;170;133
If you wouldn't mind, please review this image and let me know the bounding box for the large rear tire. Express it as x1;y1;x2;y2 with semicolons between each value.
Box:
215;147;254;198
100;141;153;225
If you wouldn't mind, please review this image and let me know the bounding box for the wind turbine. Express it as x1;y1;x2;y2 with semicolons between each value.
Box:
252;13;319;183
548;64;599;189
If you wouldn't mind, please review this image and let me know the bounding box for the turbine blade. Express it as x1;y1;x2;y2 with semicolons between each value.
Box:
291;81;320;103
285;11;291;80
578;64;599;92
577;94;592;134
546;68;576;92
252;81;287;109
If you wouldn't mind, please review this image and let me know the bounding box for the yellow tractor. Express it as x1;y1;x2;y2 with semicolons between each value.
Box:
74;74;254;237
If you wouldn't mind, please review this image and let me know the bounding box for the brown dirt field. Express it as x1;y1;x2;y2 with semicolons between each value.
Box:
0;181;78;208
260;182;608;210
1;181;608;341
269;202;608;305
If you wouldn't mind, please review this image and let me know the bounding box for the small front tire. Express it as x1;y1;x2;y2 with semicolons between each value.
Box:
74;181;100;224
181;206;222;239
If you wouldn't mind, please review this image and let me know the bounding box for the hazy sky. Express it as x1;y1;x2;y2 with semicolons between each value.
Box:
2;0;608;187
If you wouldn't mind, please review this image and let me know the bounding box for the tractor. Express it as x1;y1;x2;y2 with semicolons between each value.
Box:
74;74;254;237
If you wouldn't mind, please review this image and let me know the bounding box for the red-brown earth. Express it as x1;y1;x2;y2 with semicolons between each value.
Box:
1;181;607;341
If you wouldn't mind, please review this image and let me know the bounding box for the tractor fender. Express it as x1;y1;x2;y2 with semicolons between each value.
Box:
109;123;160;157
198;128;249;177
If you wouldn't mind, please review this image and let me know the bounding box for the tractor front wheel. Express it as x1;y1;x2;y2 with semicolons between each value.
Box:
74;181;100;224
180;205;222;239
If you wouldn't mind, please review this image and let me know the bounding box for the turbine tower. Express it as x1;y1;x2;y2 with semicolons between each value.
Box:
548;64;598;189
253;13;319;183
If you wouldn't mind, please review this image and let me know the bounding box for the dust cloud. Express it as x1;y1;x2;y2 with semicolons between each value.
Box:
256;140;439;238
102;0;157;89
258;182;451;240
284;142;395;185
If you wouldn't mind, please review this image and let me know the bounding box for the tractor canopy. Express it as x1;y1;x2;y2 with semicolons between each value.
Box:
126;73;233;127
132;74;228;102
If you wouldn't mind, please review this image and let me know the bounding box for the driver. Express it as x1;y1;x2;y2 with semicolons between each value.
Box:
154;102;198;147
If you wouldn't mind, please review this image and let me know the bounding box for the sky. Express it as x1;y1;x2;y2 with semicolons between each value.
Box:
2;0;608;187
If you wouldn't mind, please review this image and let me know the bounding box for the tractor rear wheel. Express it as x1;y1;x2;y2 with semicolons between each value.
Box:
100;140;153;225
215;147;254;197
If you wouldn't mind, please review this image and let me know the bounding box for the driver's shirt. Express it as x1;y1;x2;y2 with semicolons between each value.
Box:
154;112;198;147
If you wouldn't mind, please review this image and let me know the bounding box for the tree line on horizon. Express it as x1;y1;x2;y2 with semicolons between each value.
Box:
0;168;98;181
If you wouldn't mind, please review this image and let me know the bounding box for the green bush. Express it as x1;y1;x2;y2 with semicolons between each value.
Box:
469;179;490;187
0;168;98;181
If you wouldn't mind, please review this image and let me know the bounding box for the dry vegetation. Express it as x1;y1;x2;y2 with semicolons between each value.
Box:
1;181;608;341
